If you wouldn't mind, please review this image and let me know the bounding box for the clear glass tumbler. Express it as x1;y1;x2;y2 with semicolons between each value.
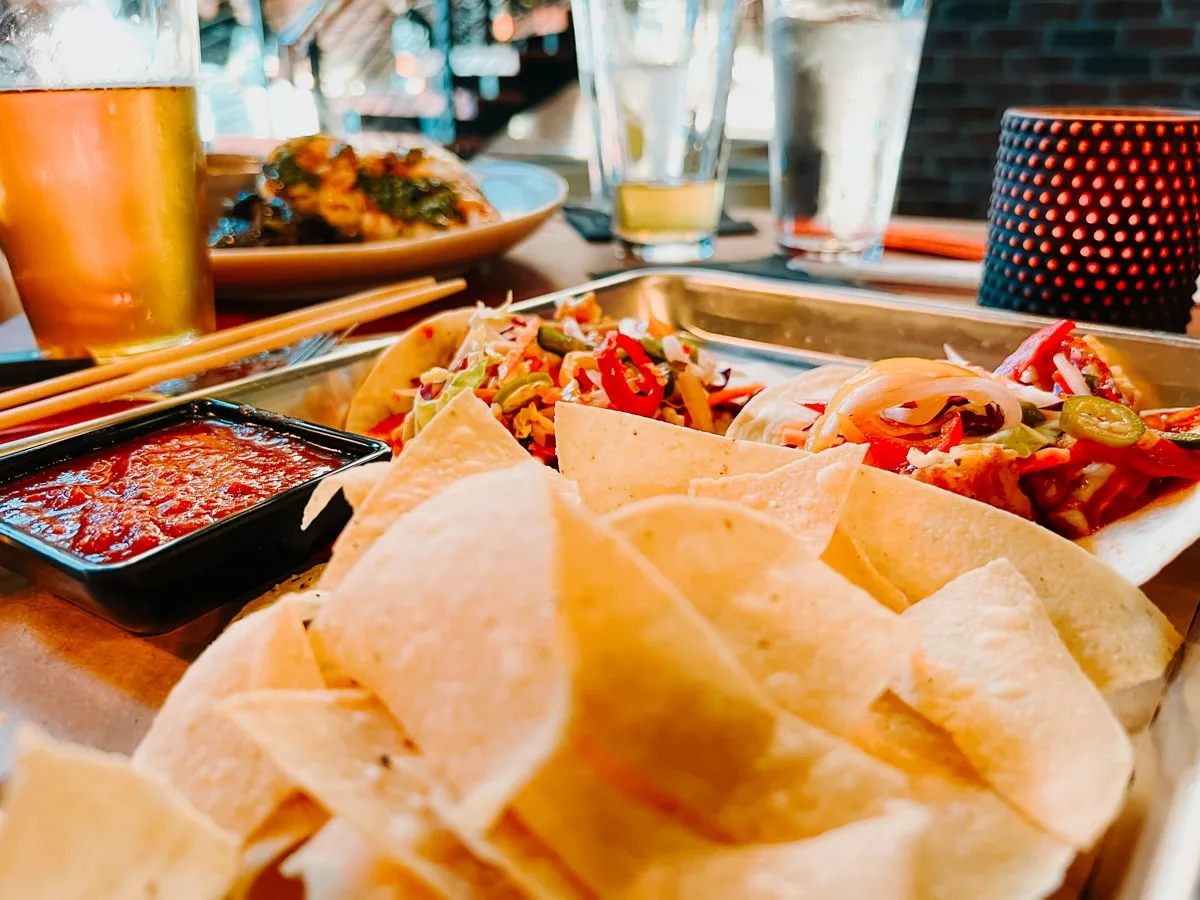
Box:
767;0;928;261
575;0;742;262
0;0;215;359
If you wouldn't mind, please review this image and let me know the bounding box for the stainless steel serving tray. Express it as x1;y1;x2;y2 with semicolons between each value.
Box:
8;269;1200;899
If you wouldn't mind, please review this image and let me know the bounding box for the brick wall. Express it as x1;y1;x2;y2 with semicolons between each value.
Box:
898;0;1200;219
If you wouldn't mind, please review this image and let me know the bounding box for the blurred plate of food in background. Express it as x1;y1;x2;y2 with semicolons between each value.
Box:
206;135;567;304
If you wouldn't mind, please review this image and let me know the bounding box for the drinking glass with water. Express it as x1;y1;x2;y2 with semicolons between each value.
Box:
574;0;742;262
768;0;928;261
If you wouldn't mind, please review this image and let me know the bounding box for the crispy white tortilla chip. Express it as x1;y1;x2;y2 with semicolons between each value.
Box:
279;817;417;899
311;463;572;831
852;693;1074;900
607;495;916;736
227;795;328;900
132;596;324;837
687;442;867;557
820;527;910;613
1078;481;1200;586
555;403;801;513
322;390;531;589
552;495;909;842
302;462;391;530
513;745;716;896
898;560;1133;849
843;465;1180;692
344;307;472;436
220;689;526;898
623;800;930;900
725;365;859;445
0;726;239;900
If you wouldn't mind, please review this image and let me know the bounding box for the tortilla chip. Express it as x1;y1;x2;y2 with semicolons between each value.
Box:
624;800;930;900
227;795;328;900
553;494;909;842
555;403;801;513
220;688;525;897
607;495;916;736
852;693;1074;900
0;725;239;899
820;527;910;613
1078;481;1200;586
301;461;391;530
687;442;866;557
513;745;717;896
843;465;1180;692
279;817;419;899
344;307;472;436
898;560;1133;849
322;390;531;589
726;364;859;445
132;596;324;837
311;463;573;831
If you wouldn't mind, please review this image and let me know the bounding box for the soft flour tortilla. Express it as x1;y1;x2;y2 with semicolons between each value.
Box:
729;366;1200;587
343;307;471;436
726;364;860;445
842;466;1180;694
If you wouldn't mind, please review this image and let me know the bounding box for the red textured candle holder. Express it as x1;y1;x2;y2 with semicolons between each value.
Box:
979;107;1200;332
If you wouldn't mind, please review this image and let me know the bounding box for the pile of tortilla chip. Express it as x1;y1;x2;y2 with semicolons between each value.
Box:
0;392;1182;899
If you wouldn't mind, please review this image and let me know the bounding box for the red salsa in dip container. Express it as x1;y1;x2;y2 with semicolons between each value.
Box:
0;400;389;633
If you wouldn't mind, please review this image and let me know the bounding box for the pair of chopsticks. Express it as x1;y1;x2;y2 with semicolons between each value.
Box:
0;276;466;433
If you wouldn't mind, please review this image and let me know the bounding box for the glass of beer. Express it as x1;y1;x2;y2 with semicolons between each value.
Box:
0;0;214;359
575;0;741;262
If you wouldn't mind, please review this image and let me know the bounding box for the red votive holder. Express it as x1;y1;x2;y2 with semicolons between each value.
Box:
979;107;1200;332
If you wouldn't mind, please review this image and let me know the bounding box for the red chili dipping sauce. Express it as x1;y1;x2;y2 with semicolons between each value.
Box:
0;420;347;564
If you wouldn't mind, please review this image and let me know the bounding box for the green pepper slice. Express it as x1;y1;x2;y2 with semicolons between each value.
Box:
1059;395;1145;448
985;424;1051;458
536;326;590;356
1161;430;1200;450
494;372;554;413
1019;402;1047;428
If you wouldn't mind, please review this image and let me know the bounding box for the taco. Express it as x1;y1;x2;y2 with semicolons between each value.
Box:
727;319;1200;585
343;293;766;465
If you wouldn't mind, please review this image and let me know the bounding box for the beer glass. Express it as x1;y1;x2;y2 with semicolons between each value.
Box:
575;0;741;262
0;0;215;359
768;0;928;261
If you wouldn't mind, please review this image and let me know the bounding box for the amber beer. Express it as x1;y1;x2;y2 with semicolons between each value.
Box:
0;84;214;359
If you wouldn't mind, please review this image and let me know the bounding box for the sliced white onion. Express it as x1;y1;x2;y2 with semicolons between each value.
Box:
836;375;1023;438
1004;380;1063;408
907;447;954;469
618;318;644;338
662;334;689;365
1053;353;1091;396
943;343;970;366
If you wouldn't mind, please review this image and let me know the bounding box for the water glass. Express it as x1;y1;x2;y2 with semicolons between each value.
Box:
767;0;928;261
0;0;215;359
574;0;742;262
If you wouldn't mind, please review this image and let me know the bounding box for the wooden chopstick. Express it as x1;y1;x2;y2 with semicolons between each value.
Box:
0;276;437;413
0;278;466;433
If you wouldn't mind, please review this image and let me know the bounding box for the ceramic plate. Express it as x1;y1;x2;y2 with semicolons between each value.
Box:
209;157;567;304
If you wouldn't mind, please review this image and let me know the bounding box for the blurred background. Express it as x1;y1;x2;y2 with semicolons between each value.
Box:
200;0;1200;217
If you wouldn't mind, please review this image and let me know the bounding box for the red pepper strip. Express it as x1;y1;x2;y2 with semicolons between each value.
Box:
863;438;912;472
596;333;665;419
934;413;964;452
1016;447;1072;476
994;319;1076;385
800;402;827;414
1072;431;1200;481
368;412;407;441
